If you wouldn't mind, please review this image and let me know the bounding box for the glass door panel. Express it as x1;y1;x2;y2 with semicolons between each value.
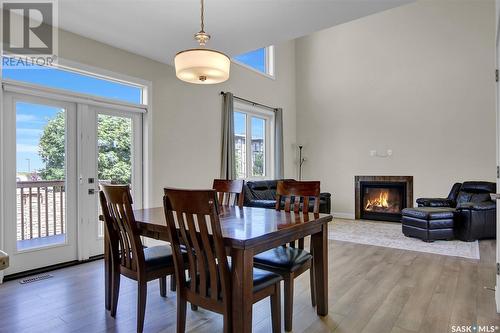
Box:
84;107;142;257
16;102;68;250
3;93;78;274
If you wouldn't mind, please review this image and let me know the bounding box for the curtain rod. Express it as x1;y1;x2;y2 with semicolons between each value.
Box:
220;91;278;112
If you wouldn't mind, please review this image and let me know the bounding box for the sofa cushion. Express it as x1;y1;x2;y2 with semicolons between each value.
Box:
401;207;455;220
247;199;276;209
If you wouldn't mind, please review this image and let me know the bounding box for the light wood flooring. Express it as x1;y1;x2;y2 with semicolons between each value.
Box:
0;238;498;333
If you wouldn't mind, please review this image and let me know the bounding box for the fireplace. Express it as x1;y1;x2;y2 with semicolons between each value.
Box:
355;176;413;222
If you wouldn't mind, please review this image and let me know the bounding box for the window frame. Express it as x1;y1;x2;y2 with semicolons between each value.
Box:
232;46;275;79
233;101;275;180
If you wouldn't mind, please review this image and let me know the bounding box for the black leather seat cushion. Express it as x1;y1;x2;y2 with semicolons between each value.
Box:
253;246;312;272
144;245;174;272
251;267;283;292
401;207;455;220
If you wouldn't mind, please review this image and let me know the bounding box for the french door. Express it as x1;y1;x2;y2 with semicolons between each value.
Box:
2;91;143;274
79;106;143;258
3;92;78;273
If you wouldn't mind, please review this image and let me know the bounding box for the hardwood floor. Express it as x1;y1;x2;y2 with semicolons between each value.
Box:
0;237;498;333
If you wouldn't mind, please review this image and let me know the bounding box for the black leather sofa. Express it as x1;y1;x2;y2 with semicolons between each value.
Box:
402;181;496;242
243;180;332;214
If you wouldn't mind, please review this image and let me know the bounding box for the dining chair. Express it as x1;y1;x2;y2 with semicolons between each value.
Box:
212;179;244;208
253;180;321;332
163;188;282;333
100;184;176;333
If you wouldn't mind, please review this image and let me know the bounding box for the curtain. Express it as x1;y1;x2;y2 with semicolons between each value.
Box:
274;108;284;179
220;92;236;180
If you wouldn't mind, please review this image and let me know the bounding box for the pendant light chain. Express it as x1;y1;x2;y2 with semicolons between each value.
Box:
200;0;205;32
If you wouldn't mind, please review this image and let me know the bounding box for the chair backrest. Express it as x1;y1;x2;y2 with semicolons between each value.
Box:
163;188;231;309
276;180;321;249
212;179;244;208
100;184;145;273
276;180;321;214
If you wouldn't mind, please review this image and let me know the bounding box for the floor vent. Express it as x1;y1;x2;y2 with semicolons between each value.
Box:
19;274;53;284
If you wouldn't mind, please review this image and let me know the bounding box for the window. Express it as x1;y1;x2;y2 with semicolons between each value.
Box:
2;57;144;104
234;102;274;179
233;46;274;77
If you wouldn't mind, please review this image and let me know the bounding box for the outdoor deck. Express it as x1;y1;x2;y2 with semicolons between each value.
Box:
16;180;66;250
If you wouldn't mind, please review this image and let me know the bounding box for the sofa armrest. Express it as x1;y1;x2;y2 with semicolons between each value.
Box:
319;192;331;214
416;198;453;207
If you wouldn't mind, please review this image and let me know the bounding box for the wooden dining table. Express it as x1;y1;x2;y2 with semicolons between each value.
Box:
104;205;332;333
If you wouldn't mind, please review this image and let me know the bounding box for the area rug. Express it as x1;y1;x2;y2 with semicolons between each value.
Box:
328;219;480;260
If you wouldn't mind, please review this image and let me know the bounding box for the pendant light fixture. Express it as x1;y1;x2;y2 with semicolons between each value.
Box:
174;0;230;84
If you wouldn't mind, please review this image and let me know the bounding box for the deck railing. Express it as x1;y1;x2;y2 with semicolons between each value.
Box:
16;180;65;241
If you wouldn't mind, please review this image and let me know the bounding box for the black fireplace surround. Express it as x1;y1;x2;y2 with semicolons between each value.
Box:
355;176;414;222
360;182;407;222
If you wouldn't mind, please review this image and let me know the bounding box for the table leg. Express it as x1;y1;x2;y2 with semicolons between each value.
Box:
311;223;328;316
104;232;111;311
231;247;254;333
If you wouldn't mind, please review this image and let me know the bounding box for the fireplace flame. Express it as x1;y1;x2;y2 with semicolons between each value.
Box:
365;191;389;210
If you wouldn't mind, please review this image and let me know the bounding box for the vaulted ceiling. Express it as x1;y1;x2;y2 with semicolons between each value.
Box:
58;0;413;64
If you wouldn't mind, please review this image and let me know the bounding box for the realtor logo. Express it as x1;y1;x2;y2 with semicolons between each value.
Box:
1;0;58;67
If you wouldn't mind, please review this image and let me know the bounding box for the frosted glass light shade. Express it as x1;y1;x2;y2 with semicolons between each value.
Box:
174;48;230;84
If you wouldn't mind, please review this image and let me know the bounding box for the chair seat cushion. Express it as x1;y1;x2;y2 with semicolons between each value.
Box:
253;246;312;272
251;267;283;292
401;207;455;220
144;245;174;272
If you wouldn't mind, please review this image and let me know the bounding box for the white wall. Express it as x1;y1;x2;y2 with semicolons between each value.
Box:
295;0;497;218
58;30;297;207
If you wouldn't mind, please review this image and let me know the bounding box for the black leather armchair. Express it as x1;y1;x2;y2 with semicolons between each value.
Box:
243;179;332;214
416;183;462;208
453;182;496;241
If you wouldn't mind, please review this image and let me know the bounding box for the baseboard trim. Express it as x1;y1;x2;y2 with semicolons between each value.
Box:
3;254;103;282
332;211;355;220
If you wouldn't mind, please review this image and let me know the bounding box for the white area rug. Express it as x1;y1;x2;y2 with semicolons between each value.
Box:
329;219;480;260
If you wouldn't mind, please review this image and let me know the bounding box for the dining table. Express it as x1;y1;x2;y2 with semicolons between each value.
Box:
104;205;332;333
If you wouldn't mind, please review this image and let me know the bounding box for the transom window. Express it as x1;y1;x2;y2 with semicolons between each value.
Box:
2;57;144;104
234;102;274;179
233;46;274;78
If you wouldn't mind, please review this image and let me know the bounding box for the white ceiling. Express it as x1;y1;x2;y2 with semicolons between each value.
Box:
58;0;413;64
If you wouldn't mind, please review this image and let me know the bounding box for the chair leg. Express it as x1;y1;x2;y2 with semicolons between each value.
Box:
271;283;281;333
159;277;167;297
177;295;187;333
170;275;176;292
310;265;316;307
110;265;121;318
137;280;147;333
223;305;232;333
284;275;294;332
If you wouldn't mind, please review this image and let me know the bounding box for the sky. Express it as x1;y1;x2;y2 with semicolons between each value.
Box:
4;48;265;173
3;59;142;174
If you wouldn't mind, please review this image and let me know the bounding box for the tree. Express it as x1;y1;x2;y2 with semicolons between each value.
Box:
252;151;264;176
39;111;65;180
39;112;132;184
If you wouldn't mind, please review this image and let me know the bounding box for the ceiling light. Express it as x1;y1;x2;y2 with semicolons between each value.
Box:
174;0;230;84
